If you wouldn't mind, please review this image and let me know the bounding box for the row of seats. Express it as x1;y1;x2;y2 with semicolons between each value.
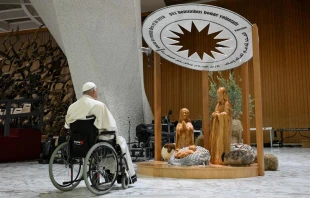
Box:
0;103;31;115
0;104;32;127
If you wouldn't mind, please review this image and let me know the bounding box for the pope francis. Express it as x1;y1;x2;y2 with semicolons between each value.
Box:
65;82;137;183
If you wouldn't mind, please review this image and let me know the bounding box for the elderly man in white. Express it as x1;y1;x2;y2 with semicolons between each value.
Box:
65;82;137;183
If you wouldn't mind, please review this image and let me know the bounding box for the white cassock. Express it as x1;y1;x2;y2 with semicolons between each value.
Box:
65;95;136;182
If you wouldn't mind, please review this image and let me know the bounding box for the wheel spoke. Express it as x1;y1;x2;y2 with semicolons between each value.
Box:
84;142;118;195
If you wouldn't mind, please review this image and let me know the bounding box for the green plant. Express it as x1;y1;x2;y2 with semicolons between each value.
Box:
208;72;254;120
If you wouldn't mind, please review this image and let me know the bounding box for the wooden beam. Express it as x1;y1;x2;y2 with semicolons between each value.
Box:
252;24;264;176
241;62;250;144
0;8;39;21
202;71;210;150
154;52;162;161
0;21;9;32
141;11;153;17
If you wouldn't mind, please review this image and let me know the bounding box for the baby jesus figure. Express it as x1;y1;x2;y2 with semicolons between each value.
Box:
174;145;200;159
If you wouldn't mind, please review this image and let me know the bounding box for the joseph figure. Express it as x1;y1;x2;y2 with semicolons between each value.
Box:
210;87;232;165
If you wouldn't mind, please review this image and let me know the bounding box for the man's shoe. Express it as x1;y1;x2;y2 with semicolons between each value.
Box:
129;174;137;184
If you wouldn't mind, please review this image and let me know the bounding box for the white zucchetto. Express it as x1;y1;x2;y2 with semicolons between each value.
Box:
82;82;96;92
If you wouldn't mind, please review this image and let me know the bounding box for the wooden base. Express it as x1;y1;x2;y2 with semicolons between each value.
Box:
302;140;310;148
137;161;259;179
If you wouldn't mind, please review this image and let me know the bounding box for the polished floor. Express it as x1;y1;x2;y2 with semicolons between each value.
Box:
0;147;309;198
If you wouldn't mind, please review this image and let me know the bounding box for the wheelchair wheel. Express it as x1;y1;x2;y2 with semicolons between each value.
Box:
83;142;118;195
121;170;129;189
49;142;83;191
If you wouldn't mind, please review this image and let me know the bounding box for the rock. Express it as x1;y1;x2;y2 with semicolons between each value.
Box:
222;143;254;165
254;153;278;171
195;134;204;147
231;119;243;143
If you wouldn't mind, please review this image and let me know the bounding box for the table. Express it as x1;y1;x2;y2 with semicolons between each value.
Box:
250;127;273;147
274;128;310;147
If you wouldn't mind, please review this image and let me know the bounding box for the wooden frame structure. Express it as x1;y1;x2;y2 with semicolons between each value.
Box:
138;24;264;178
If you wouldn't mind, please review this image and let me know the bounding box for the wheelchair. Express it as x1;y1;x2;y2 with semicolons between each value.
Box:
48;115;131;195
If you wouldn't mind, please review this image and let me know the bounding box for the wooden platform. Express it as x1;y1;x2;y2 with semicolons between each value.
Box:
302;140;310;148
137;161;259;179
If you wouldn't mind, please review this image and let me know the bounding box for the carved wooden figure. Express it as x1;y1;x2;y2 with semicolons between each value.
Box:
0;27;76;136
210;87;232;165
175;108;194;150
174;145;198;159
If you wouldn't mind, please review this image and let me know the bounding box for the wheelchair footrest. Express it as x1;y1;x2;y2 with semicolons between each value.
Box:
116;175;122;184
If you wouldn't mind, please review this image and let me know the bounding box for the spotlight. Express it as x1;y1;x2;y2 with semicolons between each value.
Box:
140;47;152;56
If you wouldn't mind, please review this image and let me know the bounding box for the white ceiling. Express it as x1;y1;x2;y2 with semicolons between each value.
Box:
0;0;216;33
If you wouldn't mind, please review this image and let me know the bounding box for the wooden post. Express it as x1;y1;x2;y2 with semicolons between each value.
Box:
241;62;250;144
252;24;264;176
154;52;162;161
202;71;210;150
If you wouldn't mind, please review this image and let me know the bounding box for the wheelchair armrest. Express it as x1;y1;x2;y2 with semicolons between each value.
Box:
99;131;116;135
86;114;96;119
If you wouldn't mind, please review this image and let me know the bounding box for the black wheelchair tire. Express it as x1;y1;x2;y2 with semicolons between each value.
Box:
83;142;118;195
49;142;83;191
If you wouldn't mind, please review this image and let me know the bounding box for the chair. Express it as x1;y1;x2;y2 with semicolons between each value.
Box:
11;108;23;127
161;123;175;143
192;120;202;130
3;108;14;115
49;116;131;195
133;124;154;160
0;109;4;125
21;103;32;127
13;108;22;114
69;118;98;158
21;103;31;113
133;124;175;160
135;124;154;145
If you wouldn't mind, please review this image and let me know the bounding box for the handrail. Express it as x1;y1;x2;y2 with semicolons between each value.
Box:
0;98;43;103
0;98;44;136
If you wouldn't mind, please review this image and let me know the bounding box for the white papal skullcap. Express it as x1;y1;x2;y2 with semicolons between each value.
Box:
82;82;96;92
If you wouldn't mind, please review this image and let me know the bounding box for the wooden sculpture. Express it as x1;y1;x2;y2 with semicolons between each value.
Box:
175;108;194;150
210;87;232;164
0;27;76;135
174;145;199;159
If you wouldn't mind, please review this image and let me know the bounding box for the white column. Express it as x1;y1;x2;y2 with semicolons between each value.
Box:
31;0;153;140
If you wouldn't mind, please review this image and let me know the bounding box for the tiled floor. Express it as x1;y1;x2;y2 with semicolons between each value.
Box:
0;147;309;198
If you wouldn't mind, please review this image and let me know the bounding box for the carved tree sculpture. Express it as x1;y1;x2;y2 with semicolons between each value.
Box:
0;27;76;135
